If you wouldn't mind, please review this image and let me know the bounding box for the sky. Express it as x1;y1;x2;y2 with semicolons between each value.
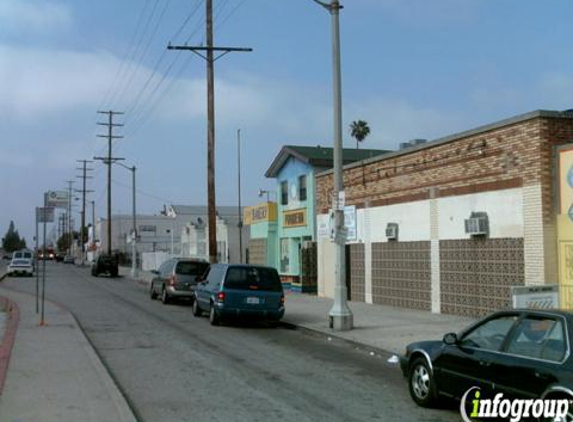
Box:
2;0;573;245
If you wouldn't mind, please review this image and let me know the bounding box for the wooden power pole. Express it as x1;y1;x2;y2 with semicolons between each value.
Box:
95;111;124;255
168;0;252;263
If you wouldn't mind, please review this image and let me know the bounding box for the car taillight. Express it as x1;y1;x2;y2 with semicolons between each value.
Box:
216;292;225;303
280;295;285;305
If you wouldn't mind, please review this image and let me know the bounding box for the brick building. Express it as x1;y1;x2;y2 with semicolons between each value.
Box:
315;110;573;317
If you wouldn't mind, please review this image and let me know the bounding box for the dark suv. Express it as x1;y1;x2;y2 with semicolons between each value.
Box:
91;254;119;277
193;264;285;326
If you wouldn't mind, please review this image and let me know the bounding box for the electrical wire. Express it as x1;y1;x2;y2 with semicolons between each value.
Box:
98;0;152;111
113;0;173;111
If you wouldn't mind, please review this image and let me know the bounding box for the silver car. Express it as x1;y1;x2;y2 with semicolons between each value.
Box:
8;257;34;277
149;258;209;304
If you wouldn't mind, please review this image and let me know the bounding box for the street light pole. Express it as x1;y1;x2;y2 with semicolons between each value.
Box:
115;162;138;278
312;0;353;331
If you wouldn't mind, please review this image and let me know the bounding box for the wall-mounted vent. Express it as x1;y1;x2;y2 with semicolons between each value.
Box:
464;212;489;236
386;223;399;240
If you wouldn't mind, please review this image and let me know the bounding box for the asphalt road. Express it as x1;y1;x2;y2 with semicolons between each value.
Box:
3;262;460;422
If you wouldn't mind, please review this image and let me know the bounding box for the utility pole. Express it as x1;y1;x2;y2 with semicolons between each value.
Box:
312;0;353;331
76;160;94;265
237;129;243;264
65;180;75;255
95;111;124;255
167;0;252;263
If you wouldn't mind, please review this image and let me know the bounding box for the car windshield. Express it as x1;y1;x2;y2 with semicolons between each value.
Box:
224;267;282;292
176;261;209;276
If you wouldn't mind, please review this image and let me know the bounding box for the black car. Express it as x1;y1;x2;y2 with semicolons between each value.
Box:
400;309;573;408
91;254;119;277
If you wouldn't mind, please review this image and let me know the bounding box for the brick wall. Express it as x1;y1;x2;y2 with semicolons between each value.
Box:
371;241;431;310
440;238;524;317
316;116;573;214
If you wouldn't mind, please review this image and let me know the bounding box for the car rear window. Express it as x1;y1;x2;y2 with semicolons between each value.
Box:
12;259;30;266
176;261;209;276
224;267;282;292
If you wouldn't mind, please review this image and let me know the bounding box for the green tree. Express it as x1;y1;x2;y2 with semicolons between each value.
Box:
2;221;24;252
350;119;371;149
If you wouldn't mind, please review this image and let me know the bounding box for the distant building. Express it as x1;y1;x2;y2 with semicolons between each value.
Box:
96;204;248;265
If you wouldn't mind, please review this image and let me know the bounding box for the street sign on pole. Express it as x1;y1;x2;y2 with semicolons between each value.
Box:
36;207;55;223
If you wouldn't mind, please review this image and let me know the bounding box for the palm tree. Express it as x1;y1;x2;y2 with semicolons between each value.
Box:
350;120;370;149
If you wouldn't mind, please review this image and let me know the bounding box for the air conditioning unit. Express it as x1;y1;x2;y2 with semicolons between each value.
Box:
464;213;489;236
386;223;399;240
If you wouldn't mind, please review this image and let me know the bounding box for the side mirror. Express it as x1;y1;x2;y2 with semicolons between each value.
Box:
443;332;458;346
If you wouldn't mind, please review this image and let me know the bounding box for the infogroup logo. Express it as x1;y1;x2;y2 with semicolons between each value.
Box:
460;387;571;422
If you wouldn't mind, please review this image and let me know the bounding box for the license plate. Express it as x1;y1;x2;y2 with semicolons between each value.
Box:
246;297;260;305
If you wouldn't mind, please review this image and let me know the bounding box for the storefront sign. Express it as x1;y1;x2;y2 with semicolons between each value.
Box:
244;202;277;225
511;285;559;309
283;208;306;228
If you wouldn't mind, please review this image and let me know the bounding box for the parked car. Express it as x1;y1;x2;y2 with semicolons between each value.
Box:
7;257;34;277
91;254;118;277
2;254;12;260
400;309;573;409
63;255;74;264
192;264;285;326
55;253;65;262
149;258;209;304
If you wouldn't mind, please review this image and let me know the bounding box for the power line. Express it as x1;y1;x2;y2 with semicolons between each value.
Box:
98;0;152;110
113;0;172;111
106;0;160;109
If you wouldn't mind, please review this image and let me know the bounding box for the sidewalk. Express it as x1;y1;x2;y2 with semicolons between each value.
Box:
120;266;473;354
0;286;138;422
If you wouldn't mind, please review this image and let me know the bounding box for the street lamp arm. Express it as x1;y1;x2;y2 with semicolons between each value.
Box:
114;161;136;172
310;0;343;12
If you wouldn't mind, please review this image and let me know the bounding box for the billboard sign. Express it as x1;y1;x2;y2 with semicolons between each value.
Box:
45;190;69;208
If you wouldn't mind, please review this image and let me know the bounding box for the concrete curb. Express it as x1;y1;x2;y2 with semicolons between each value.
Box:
278;320;396;360
0;296;19;396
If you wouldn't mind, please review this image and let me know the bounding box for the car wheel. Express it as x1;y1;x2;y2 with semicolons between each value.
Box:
161;287;170;305
192;298;202;317
209;303;220;326
149;283;158;300
408;357;437;407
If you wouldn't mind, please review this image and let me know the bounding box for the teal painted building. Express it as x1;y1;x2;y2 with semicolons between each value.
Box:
264;145;389;292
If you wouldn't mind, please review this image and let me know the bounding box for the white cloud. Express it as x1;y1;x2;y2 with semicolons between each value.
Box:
0;45;125;119
0;0;71;32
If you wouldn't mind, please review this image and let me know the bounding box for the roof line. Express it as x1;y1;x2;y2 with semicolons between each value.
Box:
317;109;573;176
